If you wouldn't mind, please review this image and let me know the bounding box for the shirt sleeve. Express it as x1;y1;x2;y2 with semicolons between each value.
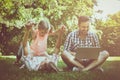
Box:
93;33;100;47
64;33;72;51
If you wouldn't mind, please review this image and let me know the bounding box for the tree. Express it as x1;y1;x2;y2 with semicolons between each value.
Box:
94;11;120;56
0;0;95;55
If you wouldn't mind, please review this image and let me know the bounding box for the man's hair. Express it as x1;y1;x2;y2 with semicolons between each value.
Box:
78;16;90;25
38;20;50;31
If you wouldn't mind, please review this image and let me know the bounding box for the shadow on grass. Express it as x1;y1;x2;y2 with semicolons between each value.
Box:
0;56;120;80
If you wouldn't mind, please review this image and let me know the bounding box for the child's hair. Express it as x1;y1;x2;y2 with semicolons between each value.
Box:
38;19;50;31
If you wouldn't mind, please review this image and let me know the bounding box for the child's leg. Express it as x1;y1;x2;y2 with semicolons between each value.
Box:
39;61;48;70
39;61;60;72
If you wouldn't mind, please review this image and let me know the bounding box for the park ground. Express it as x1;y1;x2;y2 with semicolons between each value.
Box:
0;55;120;80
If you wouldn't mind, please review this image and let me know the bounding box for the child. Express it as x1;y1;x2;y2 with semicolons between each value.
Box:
19;19;65;72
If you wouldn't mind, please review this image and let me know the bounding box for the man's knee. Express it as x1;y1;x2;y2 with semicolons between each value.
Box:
61;51;69;61
99;50;109;60
61;51;74;61
61;51;74;68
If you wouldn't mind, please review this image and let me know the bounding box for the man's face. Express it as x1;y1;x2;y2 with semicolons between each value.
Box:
78;21;89;35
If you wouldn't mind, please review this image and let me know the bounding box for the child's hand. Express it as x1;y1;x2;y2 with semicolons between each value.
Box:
59;25;66;33
25;21;35;30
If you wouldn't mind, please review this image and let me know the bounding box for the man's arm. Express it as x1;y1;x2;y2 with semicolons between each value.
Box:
64;32;77;56
93;33;100;47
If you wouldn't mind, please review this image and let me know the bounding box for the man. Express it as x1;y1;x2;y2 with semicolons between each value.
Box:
61;16;109;72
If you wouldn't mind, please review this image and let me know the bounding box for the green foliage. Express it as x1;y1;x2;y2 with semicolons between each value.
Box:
0;23;24;55
0;0;94;27
109;11;120;25
0;0;95;55
95;11;120;56
100;26;120;56
1;0;119;55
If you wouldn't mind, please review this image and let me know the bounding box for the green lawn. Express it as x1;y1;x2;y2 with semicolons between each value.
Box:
0;56;120;80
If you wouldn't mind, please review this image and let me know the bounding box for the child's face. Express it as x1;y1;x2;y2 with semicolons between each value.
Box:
38;29;48;37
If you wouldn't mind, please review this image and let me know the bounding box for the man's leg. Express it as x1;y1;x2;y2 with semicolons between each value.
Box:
61;50;84;70
82;50;109;71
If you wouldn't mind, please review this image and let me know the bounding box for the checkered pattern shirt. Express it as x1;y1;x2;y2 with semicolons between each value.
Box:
64;30;100;52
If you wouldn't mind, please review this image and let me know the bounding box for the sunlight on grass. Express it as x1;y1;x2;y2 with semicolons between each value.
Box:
0;55;16;59
107;56;120;61
0;56;120;80
0;55;120;61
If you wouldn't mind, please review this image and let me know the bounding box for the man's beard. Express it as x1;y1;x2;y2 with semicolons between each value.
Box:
81;30;88;35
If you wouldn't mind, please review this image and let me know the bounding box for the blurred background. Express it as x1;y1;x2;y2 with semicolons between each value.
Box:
0;0;120;56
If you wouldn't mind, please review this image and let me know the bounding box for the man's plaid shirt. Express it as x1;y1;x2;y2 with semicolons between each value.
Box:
64;30;100;52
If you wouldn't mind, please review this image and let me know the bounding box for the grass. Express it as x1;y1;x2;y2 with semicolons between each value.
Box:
0;56;120;80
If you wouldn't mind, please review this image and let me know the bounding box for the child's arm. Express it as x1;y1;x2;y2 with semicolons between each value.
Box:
49;25;66;36
54;30;64;54
31;27;36;40
23;28;31;48
22;22;35;48
54;25;66;54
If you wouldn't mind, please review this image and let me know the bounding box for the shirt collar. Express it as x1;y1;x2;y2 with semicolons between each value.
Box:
76;30;89;38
